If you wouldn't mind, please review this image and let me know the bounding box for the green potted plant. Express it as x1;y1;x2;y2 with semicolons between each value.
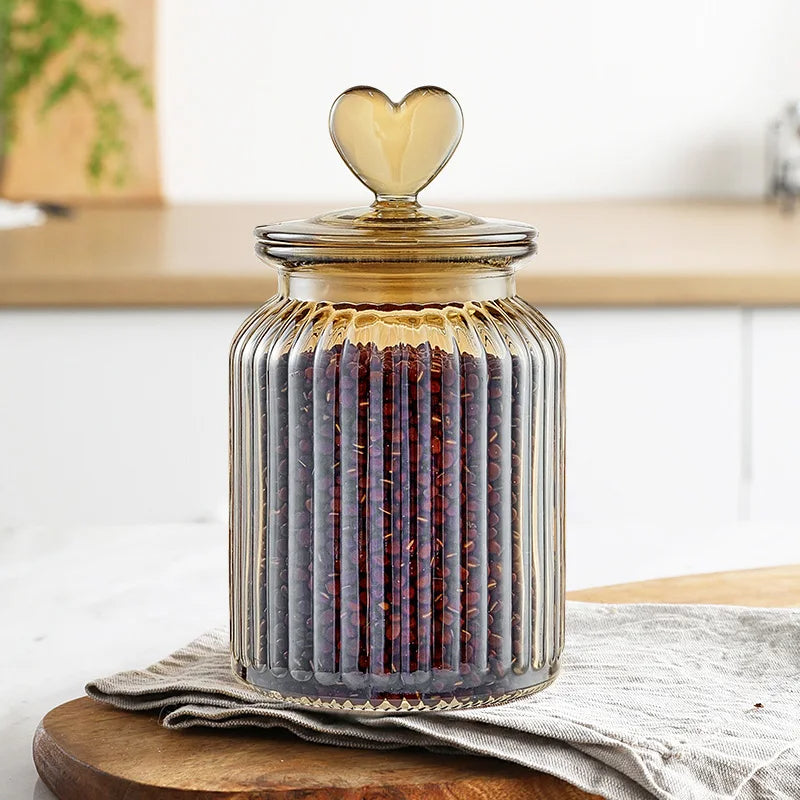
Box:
0;0;152;191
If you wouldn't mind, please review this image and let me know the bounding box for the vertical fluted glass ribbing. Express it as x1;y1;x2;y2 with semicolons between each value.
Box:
499;297;566;669
230;297;565;710
230;296;296;667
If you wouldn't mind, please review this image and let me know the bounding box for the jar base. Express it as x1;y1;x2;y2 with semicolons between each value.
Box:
231;657;560;713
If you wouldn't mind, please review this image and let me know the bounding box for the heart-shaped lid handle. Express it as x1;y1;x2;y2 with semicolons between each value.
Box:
255;87;537;268
329;86;463;203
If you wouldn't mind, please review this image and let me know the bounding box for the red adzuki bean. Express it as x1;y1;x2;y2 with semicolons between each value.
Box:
238;336;544;708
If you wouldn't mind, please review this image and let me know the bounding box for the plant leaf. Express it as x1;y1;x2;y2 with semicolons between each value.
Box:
3;0;153;186
39;68;82;115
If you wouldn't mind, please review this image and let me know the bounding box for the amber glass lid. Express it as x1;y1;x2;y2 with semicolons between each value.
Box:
255;87;537;264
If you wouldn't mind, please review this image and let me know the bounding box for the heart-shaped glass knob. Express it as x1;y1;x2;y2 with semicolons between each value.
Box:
329;86;463;203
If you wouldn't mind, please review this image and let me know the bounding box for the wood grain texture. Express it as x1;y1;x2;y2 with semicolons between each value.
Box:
569;563;800;607
33;564;799;800
2;0;160;204
4;201;800;306
33;702;597;800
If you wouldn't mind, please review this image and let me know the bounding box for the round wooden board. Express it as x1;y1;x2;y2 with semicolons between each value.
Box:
34;564;799;800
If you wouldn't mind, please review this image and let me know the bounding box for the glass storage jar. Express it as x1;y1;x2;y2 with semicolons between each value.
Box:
230;87;565;711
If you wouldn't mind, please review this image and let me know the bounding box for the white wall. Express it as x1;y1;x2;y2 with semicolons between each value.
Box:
157;0;800;203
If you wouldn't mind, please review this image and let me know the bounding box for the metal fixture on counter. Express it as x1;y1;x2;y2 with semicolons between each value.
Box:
768;102;800;212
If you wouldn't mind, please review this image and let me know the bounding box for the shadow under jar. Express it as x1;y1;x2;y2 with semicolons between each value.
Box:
230;87;565;712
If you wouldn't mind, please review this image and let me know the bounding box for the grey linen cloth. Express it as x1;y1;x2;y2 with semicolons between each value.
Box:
87;602;800;800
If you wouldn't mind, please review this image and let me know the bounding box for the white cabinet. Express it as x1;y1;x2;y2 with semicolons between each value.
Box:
750;310;800;522
0;309;243;527
0;306;743;526
546;308;742;526
545;308;753;589
3;305;799;589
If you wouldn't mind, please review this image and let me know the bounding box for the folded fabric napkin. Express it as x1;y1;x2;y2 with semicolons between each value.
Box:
87;602;800;800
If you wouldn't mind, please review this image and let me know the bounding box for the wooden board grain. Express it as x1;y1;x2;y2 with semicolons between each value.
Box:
569;564;800;607
33;701;597;800
2;0;160;204
33;564;800;799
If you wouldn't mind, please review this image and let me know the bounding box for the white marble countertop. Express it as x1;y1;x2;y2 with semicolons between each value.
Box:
0;523;227;799
3;520;800;798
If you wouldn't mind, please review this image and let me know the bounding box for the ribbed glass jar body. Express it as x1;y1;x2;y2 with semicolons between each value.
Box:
230;285;565;711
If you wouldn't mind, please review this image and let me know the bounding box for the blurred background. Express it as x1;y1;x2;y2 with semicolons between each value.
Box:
2;0;800;591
